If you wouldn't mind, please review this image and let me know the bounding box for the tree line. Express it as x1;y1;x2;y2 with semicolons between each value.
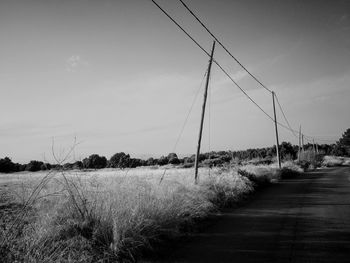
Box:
1;128;350;174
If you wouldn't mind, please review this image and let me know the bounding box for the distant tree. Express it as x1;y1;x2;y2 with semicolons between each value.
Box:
189;154;206;163
51;164;63;170
266;147;275;158
338;128;350;147
109;152;131;168
336;128;350;156
82;154;107;169
63;163;74;170
167;153;180;165
12;163;23;172
40;163;51;170
82;158;90;169
72;161;83;170
25;160;44;172
183;157;192;164
0;157;15;173
157;156;169;166
146;157;156;166
167;153;177;160
280;142;297;160
44;163;52;170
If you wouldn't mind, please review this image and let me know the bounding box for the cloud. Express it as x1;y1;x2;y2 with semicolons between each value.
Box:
65;55;89;72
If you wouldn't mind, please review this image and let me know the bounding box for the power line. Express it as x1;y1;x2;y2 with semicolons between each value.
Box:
160;67;208;184
176;0;332;144
150;0;210;56
274;93;298;139
150;0;274;123
178;0;273;94
150;0;336;146
151;0;304;139
173;68;208;152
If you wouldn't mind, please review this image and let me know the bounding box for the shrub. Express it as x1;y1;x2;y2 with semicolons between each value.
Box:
73;161;83;170
109;152;130;168
0;157;15;173
157;156;169;166
146;158;156;166
40;163;51;170
238;168;272;186
168;153;180;165
336;128;350;156
322;155;350;167
25;160;44;172
83;154;107;169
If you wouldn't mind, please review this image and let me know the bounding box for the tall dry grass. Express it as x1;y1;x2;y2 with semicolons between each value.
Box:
322;155;350;167
0;158;304;262
1;167;255;262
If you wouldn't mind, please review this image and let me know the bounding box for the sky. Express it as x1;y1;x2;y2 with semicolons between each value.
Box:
1;0;350;163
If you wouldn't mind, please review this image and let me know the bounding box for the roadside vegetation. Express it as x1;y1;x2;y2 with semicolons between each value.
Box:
1;161;302;262
1;128;349;262
0;139;347;174
322;155;350;167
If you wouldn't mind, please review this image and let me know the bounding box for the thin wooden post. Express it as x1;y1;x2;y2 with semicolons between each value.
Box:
298;125;301;162
302;134;305;151
272;91;281;169
313;139;316;155
195;41;216;184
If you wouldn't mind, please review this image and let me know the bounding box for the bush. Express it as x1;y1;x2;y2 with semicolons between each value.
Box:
238;168;272;186
336;128;350;156
73;161;83;170
25;160;44;172
146;158;156;166
157;156;169;166
83;154;107;169
40;163;51;171
202;157;225;167
109;152;131;168
298;149;320;169
322;156;349;167
0;157;16;173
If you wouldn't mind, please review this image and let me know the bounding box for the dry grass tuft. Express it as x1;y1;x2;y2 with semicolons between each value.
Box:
322;155;350;167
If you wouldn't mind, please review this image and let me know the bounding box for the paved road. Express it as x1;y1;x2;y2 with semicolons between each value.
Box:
146;166;350;263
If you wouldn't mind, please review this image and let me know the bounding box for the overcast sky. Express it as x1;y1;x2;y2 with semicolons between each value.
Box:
1;0;350;163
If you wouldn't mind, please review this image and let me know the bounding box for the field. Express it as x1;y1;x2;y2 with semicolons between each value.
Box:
1;162;302;262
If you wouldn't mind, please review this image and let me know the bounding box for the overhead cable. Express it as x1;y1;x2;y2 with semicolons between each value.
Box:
274;94;298;139
150;0;334;145
150;0;274;122
178;0;273;93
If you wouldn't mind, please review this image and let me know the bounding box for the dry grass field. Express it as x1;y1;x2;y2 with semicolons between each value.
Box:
0;163;302;262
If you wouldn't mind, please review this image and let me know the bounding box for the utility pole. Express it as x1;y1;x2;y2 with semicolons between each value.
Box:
195;41;215;184
272;91;281;169
313;139;316;155
302;134;305;151
298;125;301;163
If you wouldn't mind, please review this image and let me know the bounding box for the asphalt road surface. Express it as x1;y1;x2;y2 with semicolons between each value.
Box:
147;166;350;263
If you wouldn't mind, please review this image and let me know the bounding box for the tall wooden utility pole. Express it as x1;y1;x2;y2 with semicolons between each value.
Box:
272;91;281;169
302;133;305;151
194;41;216;184
298;125;301;162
